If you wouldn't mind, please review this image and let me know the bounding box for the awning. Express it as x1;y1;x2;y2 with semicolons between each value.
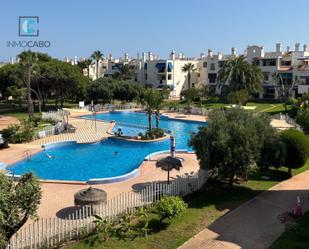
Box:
167;62;173;72
144;63;147;70
279;73;292;79
300;76;309;79
156;63;166;71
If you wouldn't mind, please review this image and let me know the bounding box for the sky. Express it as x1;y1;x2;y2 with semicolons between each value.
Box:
1;0;309;62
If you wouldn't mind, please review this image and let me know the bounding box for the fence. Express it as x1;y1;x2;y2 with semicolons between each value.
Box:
7;169;207;249
274;113;302;131
41;110;69;123
85;103;144;112
163;106;211;116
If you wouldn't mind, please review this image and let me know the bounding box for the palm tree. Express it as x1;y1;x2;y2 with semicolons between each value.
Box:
154;88;169;128
91;51;104;79
142;89;157;131
113;64;135;80
182;63;196;89
19;50;38;118
217;56;263;93
77;61;86;74
84;59;92;78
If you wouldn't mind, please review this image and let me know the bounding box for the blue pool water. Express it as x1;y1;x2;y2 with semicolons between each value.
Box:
9;112;205;181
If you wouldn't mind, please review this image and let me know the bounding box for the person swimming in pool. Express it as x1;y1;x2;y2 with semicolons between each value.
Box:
113;151;119;156
41;145;56;158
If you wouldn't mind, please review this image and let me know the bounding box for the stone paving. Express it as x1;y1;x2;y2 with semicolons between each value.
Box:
0;115;20;130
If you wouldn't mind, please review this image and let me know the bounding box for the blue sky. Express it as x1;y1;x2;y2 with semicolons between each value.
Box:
1;0;309;61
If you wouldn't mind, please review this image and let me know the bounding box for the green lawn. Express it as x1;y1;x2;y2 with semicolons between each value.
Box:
270;211;309;249
68;162;309;249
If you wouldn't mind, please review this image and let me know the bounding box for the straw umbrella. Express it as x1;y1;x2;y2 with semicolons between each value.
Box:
74;187;107;206
156;156;182;184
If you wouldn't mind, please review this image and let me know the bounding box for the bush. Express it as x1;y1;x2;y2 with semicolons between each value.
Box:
155;196;187;221
296;108;309;135
280;129;309;175
141;128;164;140
29;115;42;127
2;120;34;143
1;125;20;142
227;90;250;106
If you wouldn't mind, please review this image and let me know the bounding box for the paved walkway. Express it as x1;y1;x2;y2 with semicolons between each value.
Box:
30;117;113;145
180;170;309;249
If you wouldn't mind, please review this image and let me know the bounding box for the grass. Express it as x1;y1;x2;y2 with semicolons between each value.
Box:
68;161;309;249
269;211;309;249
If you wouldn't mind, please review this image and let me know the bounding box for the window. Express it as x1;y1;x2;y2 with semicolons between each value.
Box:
218;61;225;68
253;59;260;66
281;60;291;66
306;78;309;85
203;61;207;68
197;73;200;78
262;59;276;66
192;83;195;88
263;72;269;81
210;63;215;70
145;73;147;80
168;74;172;80
208;73;217;83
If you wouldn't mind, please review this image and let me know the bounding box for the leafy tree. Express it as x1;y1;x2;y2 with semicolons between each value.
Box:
190;109;279;186
0;173;41;246
0;64;24;99
91;51;104;79
182;62;196;89
84;59;92;78
180;88;199;109
88;80;113;103
217;56;263;95
6;85;26;107
280;129;309;175
296;108;309;135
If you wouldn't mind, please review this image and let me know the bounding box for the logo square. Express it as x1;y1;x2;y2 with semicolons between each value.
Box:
19;16;39;37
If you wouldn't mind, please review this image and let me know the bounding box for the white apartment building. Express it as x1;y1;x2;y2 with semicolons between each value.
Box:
206;43;309;99
135;51;207;97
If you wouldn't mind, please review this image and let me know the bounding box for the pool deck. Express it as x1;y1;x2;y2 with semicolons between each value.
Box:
0;115;20;130
36;151;199;218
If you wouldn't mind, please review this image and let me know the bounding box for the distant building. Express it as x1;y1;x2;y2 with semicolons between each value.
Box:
206;43;309;98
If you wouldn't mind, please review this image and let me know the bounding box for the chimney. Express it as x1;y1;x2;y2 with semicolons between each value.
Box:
218;52;222;60
108;53;113;60
124;53;129;60
178;52;183;59
231;47;237;56
287;46;290;52
200;53;205;59
208;49;213;57
276;43;282;53
170;51;176;60
137;53;140;60
295;43;300;52
10;56;14;64
304;44;307;52
142;52;146;61
148;52;153;61
74;56;77;65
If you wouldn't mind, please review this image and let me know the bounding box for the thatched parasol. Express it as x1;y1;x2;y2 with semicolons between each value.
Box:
74;187;107;206
156;156;182;184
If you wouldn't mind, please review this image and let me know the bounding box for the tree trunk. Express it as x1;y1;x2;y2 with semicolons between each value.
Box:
167;169;170;184
155;110;159;128
288;167;292;177
60;83;63;108
26;64;34;118
188;73;191;89
87;67;90;79
148;109;152;132
228;174;234;187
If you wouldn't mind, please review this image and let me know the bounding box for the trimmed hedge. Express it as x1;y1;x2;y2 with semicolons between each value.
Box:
280;129;309;174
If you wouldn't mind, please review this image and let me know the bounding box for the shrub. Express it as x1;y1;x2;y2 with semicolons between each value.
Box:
155;196;187;221
296;108;309;135
1;125;20;142
141;128;164;140
280;129;309;175
227;90;250;106
29;115;42;127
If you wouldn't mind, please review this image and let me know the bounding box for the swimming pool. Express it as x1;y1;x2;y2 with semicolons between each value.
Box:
8;112;206;182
